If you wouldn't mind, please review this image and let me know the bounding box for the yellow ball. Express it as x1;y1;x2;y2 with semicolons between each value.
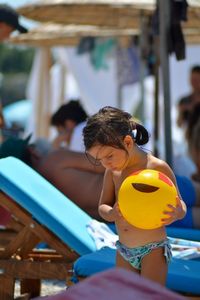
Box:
118;169;177;230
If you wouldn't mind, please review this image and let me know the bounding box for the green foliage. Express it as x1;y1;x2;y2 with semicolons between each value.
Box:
0;44;35;105
0;44;35;73
1;73;28;105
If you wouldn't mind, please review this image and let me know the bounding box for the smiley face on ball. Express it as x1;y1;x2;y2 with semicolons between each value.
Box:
118;169;177;230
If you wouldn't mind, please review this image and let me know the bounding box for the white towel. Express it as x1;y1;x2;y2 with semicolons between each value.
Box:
87;220;118;250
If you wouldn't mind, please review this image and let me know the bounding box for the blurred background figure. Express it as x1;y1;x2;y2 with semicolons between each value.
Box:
0;4;28;142
0;3;28;42
177;65;200;129
186;103;200;183
173;66;200;179
50;99;88;152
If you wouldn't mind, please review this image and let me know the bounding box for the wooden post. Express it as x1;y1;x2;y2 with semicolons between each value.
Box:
0;276;15;300
159;0;173;167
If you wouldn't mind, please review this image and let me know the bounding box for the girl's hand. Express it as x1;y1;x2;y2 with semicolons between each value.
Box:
110;202;130;224
161;196;183;226
109;202;123;221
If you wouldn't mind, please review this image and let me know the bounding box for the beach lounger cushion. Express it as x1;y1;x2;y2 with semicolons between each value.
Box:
73;247;200;295
166;227;200;241
0;156;96;255
108;223;200;242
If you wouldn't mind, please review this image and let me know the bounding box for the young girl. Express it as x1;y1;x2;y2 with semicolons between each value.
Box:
83;106;186;285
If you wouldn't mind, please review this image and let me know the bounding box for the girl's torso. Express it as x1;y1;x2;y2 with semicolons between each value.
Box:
112;153;167;247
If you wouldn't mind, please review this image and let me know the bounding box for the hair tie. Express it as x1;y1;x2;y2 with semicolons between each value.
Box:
132;129;137;140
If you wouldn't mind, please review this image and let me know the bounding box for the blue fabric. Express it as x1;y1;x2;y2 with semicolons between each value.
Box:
0;157;96;255
176;175;196;207
74;247;116;277
166;227;200;241
168;175;196;228
74;247;200;294
168;207;194;228
167;259;200;294
107;223;117;233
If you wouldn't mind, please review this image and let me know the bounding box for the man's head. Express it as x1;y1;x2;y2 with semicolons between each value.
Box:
190;65;200;93
0;4;28;41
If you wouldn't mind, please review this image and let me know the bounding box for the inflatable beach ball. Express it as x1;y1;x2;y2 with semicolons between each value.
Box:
118;169;177;230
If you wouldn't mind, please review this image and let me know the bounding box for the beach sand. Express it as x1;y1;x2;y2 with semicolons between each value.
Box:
14;280;67;298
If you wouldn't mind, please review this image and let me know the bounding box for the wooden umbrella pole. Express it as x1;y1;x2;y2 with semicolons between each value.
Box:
139;11;146;125
153;59;159;157
159;0;173;167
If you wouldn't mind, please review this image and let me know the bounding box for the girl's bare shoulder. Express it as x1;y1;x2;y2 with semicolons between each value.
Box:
148;155;175;182
147;155;170;171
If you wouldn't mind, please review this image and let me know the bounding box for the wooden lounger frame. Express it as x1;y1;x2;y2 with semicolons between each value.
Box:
0;191;79;300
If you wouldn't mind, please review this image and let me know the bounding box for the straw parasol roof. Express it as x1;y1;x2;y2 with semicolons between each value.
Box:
183;28;200;44
17;0;154;29
17;0;200;29
14;0;200;46
9;23;139;47
9;22;200;47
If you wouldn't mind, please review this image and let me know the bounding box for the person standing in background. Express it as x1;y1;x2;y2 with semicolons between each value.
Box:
0;4;28;41
185;103;200;183
174;66;200;179
0;4;28;141
177;65;200;128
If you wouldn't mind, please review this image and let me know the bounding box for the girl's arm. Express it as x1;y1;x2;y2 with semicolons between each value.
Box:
98;169;118;222
155;160;187;224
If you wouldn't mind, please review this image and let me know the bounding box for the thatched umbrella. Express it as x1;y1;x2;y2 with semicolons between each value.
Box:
18;0;153;28
9;22;200;47
9;23;139;47
17;0;200;166
17;0;200;29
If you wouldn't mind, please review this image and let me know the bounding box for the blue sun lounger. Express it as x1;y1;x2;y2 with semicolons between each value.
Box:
73;247;200;295
0;157;95;299
0;157;200;298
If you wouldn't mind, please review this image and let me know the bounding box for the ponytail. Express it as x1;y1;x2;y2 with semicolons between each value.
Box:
130;120;149;145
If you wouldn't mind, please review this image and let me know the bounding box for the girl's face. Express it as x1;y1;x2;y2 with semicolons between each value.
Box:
88;136;133;171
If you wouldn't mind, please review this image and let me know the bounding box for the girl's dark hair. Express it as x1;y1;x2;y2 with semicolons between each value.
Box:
83;106;149;151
